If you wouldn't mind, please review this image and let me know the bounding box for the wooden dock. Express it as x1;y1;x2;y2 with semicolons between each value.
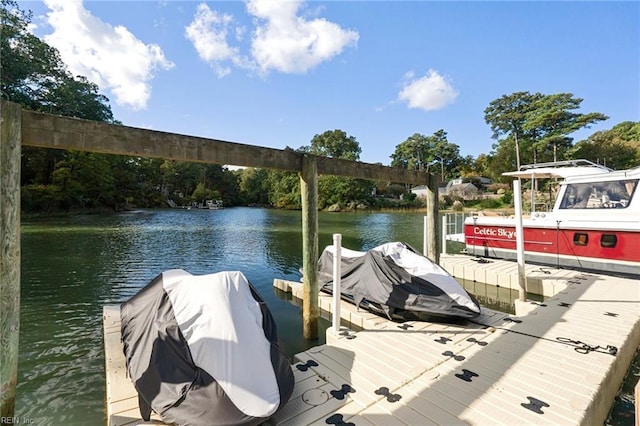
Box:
104;257;640;425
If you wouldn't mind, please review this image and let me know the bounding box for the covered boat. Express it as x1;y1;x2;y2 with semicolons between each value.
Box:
120;269;294;426
317;242;481;321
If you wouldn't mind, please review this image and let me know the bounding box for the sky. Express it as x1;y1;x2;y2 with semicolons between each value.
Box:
18;0;640;166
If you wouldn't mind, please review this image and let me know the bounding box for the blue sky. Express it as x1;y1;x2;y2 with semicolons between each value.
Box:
19;0;640;165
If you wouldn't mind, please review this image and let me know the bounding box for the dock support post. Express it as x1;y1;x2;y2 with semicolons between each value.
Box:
332;234;342;333
513;179;527;301
300;155;319;340
1;101;22;418
426;172;439;263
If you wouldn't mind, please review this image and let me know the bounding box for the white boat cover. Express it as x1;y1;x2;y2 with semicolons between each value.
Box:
318;242;481;320
120;270;294;426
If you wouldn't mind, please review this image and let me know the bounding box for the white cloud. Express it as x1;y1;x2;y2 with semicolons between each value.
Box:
185;0;359;76
398;69;458;111
248;0;359;74
185;4;253;78
42;0;174;110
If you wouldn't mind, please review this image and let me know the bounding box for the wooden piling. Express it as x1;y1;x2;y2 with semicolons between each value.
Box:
300;155;319;340
0;101;21;418
425;172;439;263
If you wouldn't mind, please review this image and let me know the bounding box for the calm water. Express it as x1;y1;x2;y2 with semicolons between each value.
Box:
16;208;637;424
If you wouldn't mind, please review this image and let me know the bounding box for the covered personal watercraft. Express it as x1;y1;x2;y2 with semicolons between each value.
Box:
318;242;481;321
120;269;294;426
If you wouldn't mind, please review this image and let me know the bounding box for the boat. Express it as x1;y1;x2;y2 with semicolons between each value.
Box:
317;241;481;321
120;269;294;425
464;159;640;276
206;199;224;209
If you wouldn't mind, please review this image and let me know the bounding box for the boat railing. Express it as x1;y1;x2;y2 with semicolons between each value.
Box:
440;212;474;254
518;159;612;172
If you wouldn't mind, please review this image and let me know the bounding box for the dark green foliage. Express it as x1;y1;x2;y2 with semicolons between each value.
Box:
571;121;640;170
390;130;464;182
483;91;613;183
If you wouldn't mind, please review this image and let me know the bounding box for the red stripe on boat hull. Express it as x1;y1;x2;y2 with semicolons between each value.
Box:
464;224;640;263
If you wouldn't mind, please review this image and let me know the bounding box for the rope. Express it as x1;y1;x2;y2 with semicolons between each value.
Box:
468;319;618;356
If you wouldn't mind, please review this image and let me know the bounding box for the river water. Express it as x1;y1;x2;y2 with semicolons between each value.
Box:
15;207;637;424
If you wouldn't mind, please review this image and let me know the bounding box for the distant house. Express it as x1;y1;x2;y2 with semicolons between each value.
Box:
412;177;488;200
410;185;429;199
444;181;479;198
468;176;493;190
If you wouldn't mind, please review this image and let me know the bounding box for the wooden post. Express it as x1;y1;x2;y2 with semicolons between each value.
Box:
425;172;439;264
1;101;22;418
300;155;319;340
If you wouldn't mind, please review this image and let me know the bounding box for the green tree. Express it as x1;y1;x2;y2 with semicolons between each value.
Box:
1;0;115;121
484;92;544;169
267;169;301;209
2;0;136;212
308;129;362;160
390;130;462;182
238;168;270;205
485;92;609;169
390;133;431;171
304;130;372;209
525;93;608;162
571;121;640;170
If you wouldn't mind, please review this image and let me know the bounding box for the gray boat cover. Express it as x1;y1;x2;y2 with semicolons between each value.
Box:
120;270;294;426
318;242;481;320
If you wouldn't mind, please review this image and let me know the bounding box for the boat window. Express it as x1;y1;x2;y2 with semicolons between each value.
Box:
573;233;588;246
559;179;638;209
600;234;617;248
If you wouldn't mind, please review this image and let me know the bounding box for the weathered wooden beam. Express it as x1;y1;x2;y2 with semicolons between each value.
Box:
315;156;428;184
20;107;429;184
1;101;21;418
300;155;319;340
20;108;302;171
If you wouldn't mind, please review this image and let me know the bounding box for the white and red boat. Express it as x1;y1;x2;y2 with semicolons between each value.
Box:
464;160;640;276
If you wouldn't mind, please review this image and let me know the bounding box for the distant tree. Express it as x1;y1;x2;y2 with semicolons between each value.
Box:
484;92;544;169
304;130;372;209
237;168;270;205
571;121;640;170
390;130;463;182
485;138;519;183
1;0;115;121
267;169;301;209
390;133;431;171
308;129;361;160
485;92;609;168
525;93;608;162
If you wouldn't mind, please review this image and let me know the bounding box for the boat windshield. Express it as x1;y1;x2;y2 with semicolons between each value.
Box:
559;179;638;209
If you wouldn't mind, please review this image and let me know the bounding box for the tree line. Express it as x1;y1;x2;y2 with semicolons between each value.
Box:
3;0;639;214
